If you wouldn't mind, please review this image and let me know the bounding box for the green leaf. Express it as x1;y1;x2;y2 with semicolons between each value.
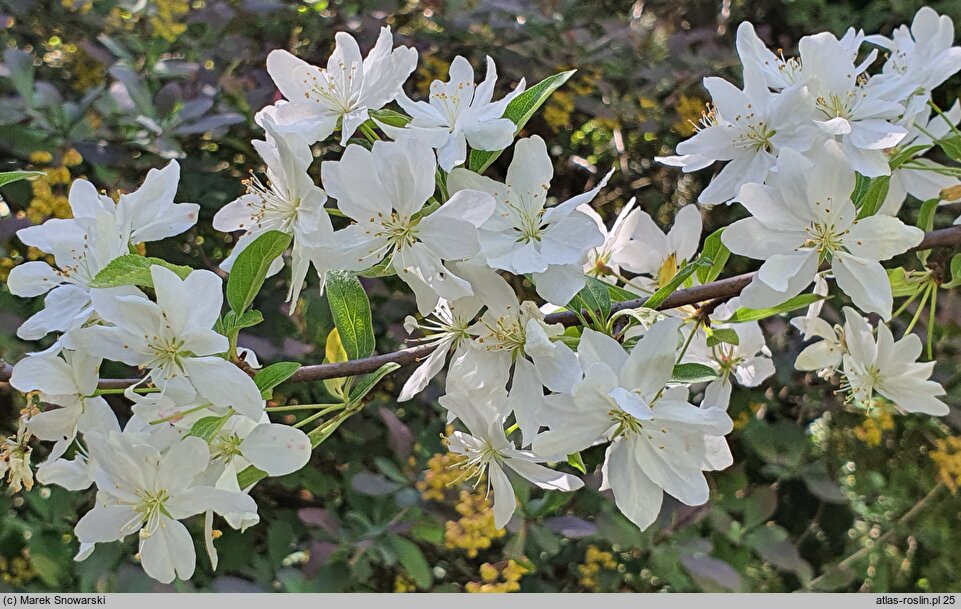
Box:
717;293;825;323
854;175;890;219
349;362;400;404
642;258;710;310
696;228;730;285
0;170;44;188
942;253;961;289
253;361;301;396
236;465;268;489
216;309;264;335
226;230;292;313
706;327;739;347
851;172;870;207
325;270;375;360
88;255;192;288
566;276;612;325
186;414;232;442
888;144;930;169
369;109;411;128
4;49;35;104
916;198;940;265
671;363;718;384
467;70;576;173
937;134;961;162
386;534;432;589
567;452;586;475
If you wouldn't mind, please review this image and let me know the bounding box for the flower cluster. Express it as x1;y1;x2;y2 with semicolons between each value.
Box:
3;10;959;584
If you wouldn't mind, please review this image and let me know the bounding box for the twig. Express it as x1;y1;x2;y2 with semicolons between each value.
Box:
1;225;959;389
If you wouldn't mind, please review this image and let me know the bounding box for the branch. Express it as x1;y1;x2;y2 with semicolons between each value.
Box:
1;225;959;389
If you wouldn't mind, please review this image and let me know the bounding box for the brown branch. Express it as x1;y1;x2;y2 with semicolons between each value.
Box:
2;225;960;389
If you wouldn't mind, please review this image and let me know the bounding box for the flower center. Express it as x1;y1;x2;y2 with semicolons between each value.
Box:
131;488;171;539
305;61;362;113
479;315;526;355
375;212;420;250
245;173;301;233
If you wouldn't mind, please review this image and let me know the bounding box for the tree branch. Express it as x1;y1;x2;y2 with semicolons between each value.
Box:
2;225;959;389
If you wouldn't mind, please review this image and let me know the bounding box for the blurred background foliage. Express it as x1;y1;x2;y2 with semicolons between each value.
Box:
0;0;960;593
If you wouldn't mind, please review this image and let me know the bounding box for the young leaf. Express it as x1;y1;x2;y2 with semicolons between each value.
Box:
937;134;961;162
854;175;890;220
566;276;612;325
226;230;292;313
236;465;268;489
696;227;730;285
368;109;411;128
567;452;587;475
88;255;192;289
717;293;825;323
942;253;961;289
324;328;349;400
671;363;718;384
253;361;301;396
0;170;44;188
349;362;401;404
642;258;710;310
216;309;264;336
915;198;939;265
186;414;232;442
706;327;739;347
467;70;576;173
325;270;375;360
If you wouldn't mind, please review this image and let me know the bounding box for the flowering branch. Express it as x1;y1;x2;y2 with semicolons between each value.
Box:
2;225;957;390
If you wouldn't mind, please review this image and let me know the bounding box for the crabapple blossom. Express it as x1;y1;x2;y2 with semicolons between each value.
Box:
323;139;495;315
213;116;333;308
722;142;923;318
61;266;264;419
840;307;949;416
448;135;610;304
264;27;417;146
533;319;734;529
381;56;525;171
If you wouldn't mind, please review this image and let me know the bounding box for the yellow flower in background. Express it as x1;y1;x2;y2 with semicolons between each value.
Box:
577;545;618;590
671;95;706;136
931;436;961;492
854;406;895;447
149;0;190;42
465;560;529;593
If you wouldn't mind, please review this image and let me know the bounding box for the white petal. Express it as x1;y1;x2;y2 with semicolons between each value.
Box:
240;423;312;476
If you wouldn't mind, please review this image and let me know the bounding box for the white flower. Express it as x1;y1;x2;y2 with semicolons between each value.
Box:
8;162;199;340
440;379;583;529
8;209;127;340
381;56;524;171
9;347;119;474
685;299;775;409
75;432;258;583
448;135;610;304
398;262;513;401
722;141;924;319
791;314;844;376
213;116;333;308
656;64;818;204
735;21;866;92
880;101;961;215
263;27;417;146
65;160;200;246
866;7;961;98
580;197;642;278
799;32;907;177
62;266;264;419
533;319;733;529
840;307;948;415
322;139;495;315
619;205;702;294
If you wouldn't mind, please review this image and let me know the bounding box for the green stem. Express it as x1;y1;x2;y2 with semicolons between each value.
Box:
676;318;702;363
92;386;160;396
293;404;345;429
903;286;931;335
927;284;938;359
266;403;343;412
359;122;381;144
149;404;207;425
